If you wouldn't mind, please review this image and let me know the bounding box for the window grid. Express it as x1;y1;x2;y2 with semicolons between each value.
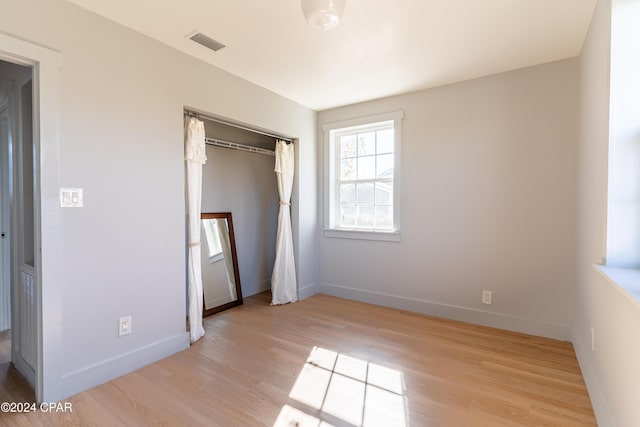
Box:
335;124;394;231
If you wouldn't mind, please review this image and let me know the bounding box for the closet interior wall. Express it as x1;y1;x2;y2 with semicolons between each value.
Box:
200;119;279;298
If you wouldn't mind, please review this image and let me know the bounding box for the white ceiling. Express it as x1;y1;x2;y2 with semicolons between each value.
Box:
66;0;597;111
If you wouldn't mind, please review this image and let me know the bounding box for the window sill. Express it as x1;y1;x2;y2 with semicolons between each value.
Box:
594;264;640;308
323;228;401;242
208;252;224;264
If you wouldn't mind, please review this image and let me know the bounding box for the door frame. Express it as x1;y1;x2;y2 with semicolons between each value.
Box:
0;32;63;402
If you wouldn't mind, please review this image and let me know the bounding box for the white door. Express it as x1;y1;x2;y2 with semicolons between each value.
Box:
12;78;37;387
0;98;10;332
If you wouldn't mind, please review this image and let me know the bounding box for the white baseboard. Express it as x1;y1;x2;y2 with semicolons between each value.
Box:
572;332;615;427
61;332;189;400
319;283;571;341
298;282;319;301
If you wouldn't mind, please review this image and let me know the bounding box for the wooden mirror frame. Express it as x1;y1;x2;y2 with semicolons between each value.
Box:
201;212;243;316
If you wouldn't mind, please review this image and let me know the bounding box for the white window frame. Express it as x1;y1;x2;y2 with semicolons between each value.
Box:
323;111;403;241
596;0;640;302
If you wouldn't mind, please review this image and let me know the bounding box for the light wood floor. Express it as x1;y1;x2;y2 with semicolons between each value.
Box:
1;329;37;408
0;293;595;426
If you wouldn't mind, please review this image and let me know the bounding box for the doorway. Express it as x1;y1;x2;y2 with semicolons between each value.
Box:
0;59;37;399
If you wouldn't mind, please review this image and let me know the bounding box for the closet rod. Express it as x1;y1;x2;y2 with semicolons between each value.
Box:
184;110;293;143
205;137;275;157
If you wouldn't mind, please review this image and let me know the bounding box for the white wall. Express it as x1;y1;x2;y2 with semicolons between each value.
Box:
573;1;640;426
0;0;317;401
318;59;579;340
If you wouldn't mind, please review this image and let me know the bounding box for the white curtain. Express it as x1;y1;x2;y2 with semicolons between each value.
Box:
271;140;297;305
185;117;207;343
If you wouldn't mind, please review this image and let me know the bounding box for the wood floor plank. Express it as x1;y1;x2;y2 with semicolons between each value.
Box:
0;292;596;426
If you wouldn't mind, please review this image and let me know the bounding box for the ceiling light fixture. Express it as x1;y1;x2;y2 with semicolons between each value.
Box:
301;0;345;30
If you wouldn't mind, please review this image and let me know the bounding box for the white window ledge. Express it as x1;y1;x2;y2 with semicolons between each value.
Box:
323;228;401;242
208;252;224;264
595;264;640;308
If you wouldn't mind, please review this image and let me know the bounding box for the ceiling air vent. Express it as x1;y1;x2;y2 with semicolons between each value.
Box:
189;32;226;52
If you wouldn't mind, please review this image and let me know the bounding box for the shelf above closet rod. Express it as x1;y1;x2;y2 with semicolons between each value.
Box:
206;137;275;157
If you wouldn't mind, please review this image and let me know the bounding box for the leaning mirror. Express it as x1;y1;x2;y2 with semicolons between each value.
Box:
200;212;243;316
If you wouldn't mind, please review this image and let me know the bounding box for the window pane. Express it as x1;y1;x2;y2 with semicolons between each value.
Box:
375;206;393;229
340;134;357;158
358;156;375;179
340;207;356;227
375;182;393;205
358;132;376;156
341;158;357;180
340;183;355;206
377;129;394;154
357;206;375;228
356;183;374;205
376;154;394;177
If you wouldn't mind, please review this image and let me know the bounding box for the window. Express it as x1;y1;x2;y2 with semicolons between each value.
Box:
596;0;640;301
607;0;640;268
323;111;403;241
202;219;224;263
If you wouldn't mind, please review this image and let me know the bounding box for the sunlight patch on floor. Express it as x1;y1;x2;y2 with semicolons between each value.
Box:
289;364;332;409
274;405;335;427
274;346;407;427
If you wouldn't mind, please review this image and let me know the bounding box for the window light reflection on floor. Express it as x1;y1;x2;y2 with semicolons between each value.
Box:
274;347;408;427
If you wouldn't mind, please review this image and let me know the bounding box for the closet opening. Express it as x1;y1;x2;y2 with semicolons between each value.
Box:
185;109;295;315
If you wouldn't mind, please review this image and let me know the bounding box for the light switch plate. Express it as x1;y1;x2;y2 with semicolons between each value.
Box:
482;290;492;304
119;316;132;336
60;188;83;207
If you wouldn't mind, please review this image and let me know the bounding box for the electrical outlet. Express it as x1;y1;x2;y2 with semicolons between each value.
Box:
482;290;492;305
591;327;595;351
119;316;132;336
